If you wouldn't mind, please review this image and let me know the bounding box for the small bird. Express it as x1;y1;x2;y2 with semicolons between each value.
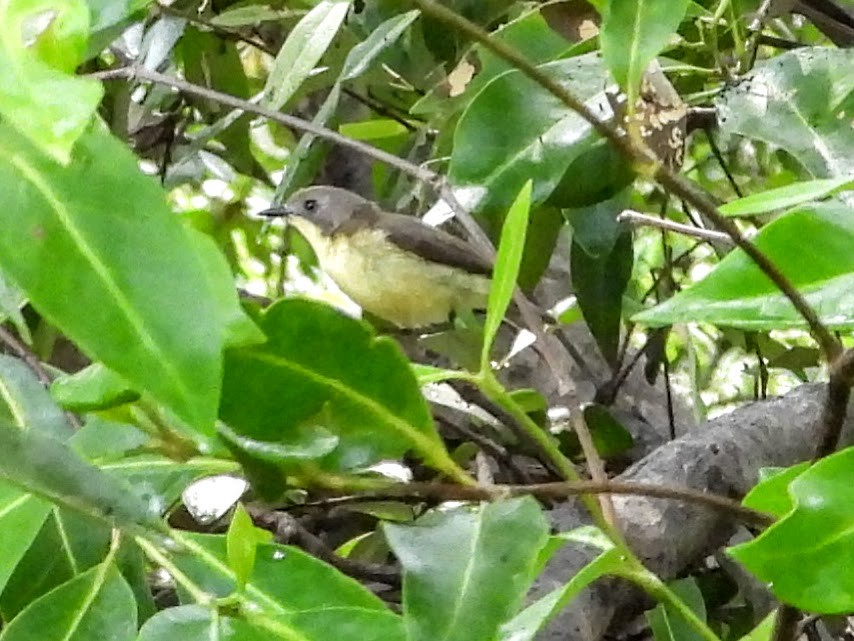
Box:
260;186;493;328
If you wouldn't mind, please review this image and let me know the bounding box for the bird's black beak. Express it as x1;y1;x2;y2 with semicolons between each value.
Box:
258;205;293;218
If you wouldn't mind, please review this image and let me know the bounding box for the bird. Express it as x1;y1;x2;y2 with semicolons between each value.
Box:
259;186;493;328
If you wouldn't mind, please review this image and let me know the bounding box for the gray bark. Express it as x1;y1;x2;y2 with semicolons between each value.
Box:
536;383;851;640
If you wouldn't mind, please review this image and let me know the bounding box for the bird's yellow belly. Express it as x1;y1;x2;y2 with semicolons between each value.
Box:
293;220;490;327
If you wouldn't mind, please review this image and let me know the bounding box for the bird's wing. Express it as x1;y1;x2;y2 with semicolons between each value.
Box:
335;204;493;277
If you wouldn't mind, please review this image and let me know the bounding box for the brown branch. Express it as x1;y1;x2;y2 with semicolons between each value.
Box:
248;506;401;587
618;210;733;244
814;347;854;459
296;480;774;529
408;0;841;363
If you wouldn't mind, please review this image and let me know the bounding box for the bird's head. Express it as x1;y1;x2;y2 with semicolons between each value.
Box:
259;185;370;235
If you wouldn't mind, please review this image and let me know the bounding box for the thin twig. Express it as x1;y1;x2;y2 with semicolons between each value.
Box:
814;347;854;459
619;210;733;244
409;0;841;363
295;480;774;528
249;506;401;587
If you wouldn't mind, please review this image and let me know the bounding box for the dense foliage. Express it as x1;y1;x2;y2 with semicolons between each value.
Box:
2;1;854;640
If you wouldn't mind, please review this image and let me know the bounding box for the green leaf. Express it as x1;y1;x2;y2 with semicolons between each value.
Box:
209;6;289;28
0;0;103;163
338;119;410;141
0;123;257;432
646;578;707;641
171;533;404;641
0;355;70;438
718;177;854;217
220;300;453;477
0;483;51;594
226;503;272;592
0;561;136;641
482;180;532;368
499;527;624;641
449;54;607;212
51;364;139;413
633;203;854;330
385;497;549;641
0;269;29;342
275;9;418;199
571;226;633;368
738;612;775;641
600;0;690;92
0;421;165;534
741;463;809;519
137;605;271;641
729;446;854;613
0;509;110;620
716;48;854;178
262;0;350;110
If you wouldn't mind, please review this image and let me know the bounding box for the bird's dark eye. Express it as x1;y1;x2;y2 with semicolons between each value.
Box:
304;199;317;212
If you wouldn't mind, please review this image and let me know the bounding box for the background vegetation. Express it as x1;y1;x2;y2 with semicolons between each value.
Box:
2;0;854;640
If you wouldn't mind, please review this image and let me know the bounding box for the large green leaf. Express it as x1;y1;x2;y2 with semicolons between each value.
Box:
633;203;854;329
718;177;854;217
716;47;854;178
0;123;258;431
262;0;350;110
385;497;549;641
0;509;110;621
0;561;136;641
729;446;854;613
0;0;102;163
600;0;689;93
171;533;404;641
220;299;449;474
449;54;607;212
0;421;165;534
0;483;51;595
137;605;270;641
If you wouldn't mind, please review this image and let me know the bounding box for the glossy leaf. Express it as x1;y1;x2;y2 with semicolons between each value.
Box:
0;123;257;432
450;55;607;212
51;364;139;413
729;446;854;613
634;203;854;329
0;509;110;620
0;483;51;594
482;180;532;367
262;0;350;110
741;463;808;519
0;421;165;534
499;526;623;641
571;227;633;368
716;48;854;178
137;605;270;641
0;561;136;641
0;0;102;162
220;299;448;474
719;177;854;217
172;533;403;641
600;0;689;92
275;9;418;199
0;355;71;438
646;578;707;641
385;497;548;641
226;503;272;592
